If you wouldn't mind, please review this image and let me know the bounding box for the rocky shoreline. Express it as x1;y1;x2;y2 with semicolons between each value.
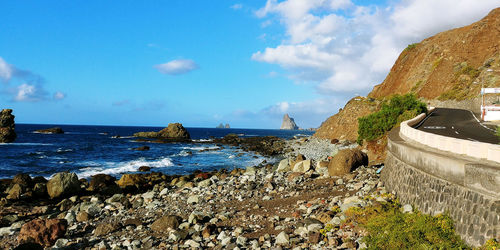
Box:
0;136;394;249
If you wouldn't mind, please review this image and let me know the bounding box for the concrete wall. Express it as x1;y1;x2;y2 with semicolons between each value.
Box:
400;108;500;164
382;127;500;246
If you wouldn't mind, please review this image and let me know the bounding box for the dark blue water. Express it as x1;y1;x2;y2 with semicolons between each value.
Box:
0;124;313;179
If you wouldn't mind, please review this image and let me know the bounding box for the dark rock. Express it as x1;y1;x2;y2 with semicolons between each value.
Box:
133;146;150;151
138;166;152;172
331;139;339;144
17;218;67;247
308;231;322;244
13;243;43;250
0;109;16;143
328;148;368;176
123;218;142;227
12;173;33;188
213;135;285;156
88;174;120;195
46;172;81;199
35;127;64;134
151;215;182;232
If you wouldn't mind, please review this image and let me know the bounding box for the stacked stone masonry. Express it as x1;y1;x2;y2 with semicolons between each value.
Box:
382;146;500;247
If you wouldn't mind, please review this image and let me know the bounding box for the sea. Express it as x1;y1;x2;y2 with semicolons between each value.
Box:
0;124;314;179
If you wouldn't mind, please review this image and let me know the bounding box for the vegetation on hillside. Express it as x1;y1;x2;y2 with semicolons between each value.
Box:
342;197;469;249
357;94;427;144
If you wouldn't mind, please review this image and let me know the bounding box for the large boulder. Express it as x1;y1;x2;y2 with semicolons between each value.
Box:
0;109;16;143
46;172;81;199
88;174;120;195
328;148;368;176
116;174;145;190
17;218;67;247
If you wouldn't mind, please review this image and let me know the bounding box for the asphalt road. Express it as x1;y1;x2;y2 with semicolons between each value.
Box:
414;108;499;144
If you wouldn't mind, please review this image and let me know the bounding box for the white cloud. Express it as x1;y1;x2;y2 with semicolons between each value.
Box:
53;91;66;100
154;59;199;75
14;83;47;102
253;0;499;95
0;57;13;82
230;3;243;10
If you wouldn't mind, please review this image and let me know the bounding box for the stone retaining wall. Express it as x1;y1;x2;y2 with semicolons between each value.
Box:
382;128;500;247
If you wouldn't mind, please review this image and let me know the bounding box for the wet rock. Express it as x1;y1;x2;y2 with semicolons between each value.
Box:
17;218;67;247
35;127;64;134
328;148;368;176
151;215;182;232
88;174;120;195
138;166;151;172
46;172;81;199
116;174;145;190
133;146;150;151
12;173;33;188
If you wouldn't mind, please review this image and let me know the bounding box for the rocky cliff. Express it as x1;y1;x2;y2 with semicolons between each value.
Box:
315;8;500;141
369;7;500;101
280;114;299;130
314;97;380;141
0;109;16;143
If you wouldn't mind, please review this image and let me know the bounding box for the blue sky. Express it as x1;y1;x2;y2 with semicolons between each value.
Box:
1;1;498;128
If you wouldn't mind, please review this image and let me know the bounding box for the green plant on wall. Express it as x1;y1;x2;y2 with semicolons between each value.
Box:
357;94;427;144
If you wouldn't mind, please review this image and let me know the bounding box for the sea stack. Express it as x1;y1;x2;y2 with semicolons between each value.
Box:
0;109;16;143
280;114;299;130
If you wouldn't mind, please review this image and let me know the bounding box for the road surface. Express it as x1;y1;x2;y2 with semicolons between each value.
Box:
414;108;499;144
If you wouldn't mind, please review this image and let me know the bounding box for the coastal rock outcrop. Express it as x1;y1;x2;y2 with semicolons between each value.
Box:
328;148;368;176
280;114;299;130
35;127;64;134
46;172;81;199
0;109;16;143
133;123;190;141
17;218;67;247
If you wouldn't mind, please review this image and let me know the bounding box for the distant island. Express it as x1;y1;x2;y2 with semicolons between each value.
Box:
280;114;299;130
216;123;230;129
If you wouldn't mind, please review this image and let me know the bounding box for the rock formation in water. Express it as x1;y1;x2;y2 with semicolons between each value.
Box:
280;114;299;130
0;109;16;143
35;127;64;134
216;123;224;128
225;124;230;129
134;123;190;140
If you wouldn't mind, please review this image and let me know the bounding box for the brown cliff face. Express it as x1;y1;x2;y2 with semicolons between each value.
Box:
314;8;500;142
313;97;380;141
369;7;500;100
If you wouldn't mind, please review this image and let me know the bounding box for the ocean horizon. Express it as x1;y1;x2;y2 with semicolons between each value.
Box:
0;124;313;179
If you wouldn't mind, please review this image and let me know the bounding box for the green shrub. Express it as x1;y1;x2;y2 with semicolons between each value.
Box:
343;201;469;249
405;43;418;51
357;94;427;144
